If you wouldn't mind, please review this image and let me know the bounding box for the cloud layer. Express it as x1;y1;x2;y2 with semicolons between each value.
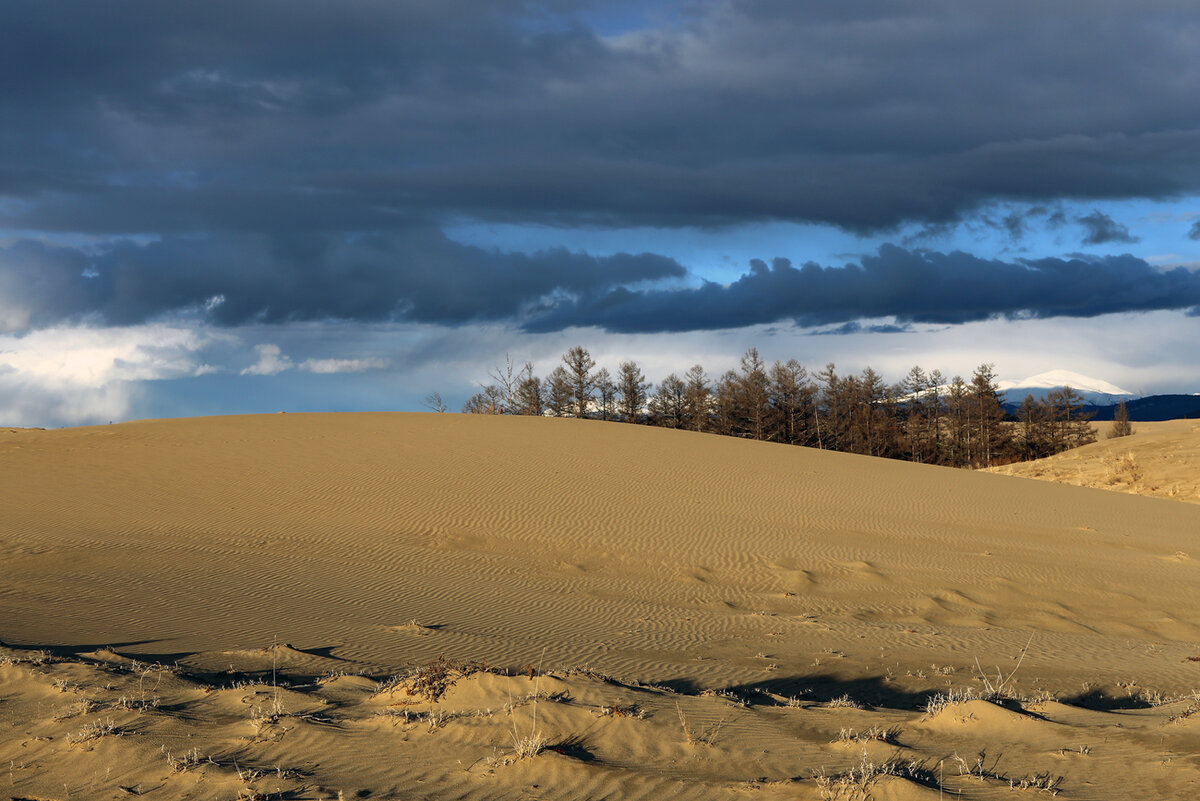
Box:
526;246;1200;333
3;0;1200;236
0;231;684;333
5;235;1195;336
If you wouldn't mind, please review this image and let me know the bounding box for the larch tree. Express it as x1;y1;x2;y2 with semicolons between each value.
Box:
1109;400;1133;438
462;385;504;414
513;363;544;416
617;360;650;423
767;359;812;445
650;373;687;428
683;364;712;432
595;368;617;421
734;348;771;440
488;353;519;411
969;363;1008;467
544;366;573;417
562;346;596;418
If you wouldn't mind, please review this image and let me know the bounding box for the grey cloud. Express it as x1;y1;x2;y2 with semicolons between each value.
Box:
0;230;685;333
524;245;1200;333
1;1;1200;236
1189;220;1200;240
1078;211;1139;245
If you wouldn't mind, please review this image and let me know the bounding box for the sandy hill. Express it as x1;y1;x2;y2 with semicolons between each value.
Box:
986;419;1200;504
2;413;1199;800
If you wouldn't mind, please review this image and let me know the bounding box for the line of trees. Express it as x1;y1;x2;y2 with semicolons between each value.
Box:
447;347;1096;468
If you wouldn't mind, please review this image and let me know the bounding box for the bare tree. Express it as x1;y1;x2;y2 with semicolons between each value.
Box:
768;359;812;445
422;392;448;413
944;375;970;467
462;385;504;414
683;364;711;432
617;360;650;423
514;362;544;416
1108;400;1133;439
815;363;842;451
734;348;771;440
544;366;573;417
1016;394;1043;459
902;365;929;462
562;346;596;418
595;367;617;421
1046;386;1096;450
488;352;520;411
650;373;687;428
969;363;1009;467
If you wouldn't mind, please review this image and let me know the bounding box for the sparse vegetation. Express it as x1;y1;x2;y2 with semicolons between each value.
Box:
826;694;865;709
1104;451;1143;485
834;725;901;745
375;656;489;703
953;749;1063;795
675;701;726;746
66;717;120;744
924;686;984;717
815;754;938;800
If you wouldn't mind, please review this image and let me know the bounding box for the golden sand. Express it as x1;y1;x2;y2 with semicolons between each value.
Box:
2;413;1198;799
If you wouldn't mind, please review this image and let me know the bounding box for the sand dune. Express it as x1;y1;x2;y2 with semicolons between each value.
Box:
2;413;1199;799
987;419;1200;504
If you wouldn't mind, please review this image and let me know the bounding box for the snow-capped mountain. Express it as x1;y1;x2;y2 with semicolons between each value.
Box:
998;369;1137;406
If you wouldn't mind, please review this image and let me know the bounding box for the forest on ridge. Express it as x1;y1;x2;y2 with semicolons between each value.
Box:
443;347;1103;468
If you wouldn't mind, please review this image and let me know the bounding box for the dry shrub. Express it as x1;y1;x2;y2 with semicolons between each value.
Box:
1104;451;1142;485
377;656;489;703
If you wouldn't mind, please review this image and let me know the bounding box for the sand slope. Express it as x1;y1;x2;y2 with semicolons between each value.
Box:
986;419;1200;504
2;413;1199;799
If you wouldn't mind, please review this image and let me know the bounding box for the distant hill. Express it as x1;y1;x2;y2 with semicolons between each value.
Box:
1003;394;1200;421
1083;394;1200;421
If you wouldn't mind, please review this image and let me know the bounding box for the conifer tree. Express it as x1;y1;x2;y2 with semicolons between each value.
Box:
1108;400;1133;439
514;363;543;416
617;361;650;423
544;366;573;417
650;373;687;428
594;368;617;421
969;363;1008;467
562;346;596;418
683;364;712;432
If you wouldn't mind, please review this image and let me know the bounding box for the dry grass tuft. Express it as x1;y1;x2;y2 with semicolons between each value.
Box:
66;717;121;744
675;702;726;746
834;725;901;745
815;753;936;800
1103;451;1143;485
375;656;489;703
825;694;865;710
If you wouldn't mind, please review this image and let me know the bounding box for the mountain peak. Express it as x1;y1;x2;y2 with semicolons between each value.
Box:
998;369;1135;402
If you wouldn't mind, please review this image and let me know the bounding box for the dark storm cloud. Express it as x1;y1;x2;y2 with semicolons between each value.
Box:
1077;211;1139;245
0;230;684;333
3;0;1200;236
524;245;1200;333
1189;221;1200;241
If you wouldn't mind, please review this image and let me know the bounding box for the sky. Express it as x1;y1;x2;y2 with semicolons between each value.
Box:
3;0;1200;426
